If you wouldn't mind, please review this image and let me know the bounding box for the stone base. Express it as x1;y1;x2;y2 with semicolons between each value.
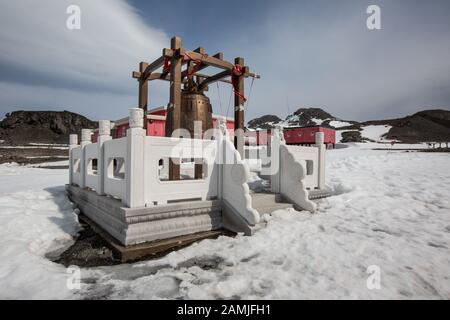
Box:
66;184;223;246
308;188;332;200
77;213;233;262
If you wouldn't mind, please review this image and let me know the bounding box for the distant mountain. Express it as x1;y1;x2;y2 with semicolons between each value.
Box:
247;107;356;130
0;110;97;145
283;108;334;127
247;107;450;143
360;109;450;143
247;115;282;130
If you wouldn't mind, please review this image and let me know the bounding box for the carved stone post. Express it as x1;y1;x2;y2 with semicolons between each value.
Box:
315;132;326;190
97;120;112;196
269;125;283;193
69;134;78;185
125;108;146;208
80;129;91;188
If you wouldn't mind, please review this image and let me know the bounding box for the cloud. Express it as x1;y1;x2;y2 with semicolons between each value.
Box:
225;0;450;121
0;0;169;119
1;0;449;122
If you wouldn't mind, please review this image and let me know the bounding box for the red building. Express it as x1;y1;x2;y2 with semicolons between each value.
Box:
283;126;335;148
244;130;272;146
92;109;335;148
245;126;335;148
92;106;235;142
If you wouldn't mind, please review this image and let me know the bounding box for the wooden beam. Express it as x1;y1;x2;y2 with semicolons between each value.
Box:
180;52;224;79
164;48;233;70
148;73;169;81
234;57;245;157
147;71;232;86
168;36;183;180
142;56;165;79
194;47;205;54
198;70;231;90
138;62;149;130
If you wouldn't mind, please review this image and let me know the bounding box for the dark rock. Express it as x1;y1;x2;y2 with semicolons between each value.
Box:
340;131;370;143
284;107;336;127
0;110;97;145
247;115;282;129
363;109;450;143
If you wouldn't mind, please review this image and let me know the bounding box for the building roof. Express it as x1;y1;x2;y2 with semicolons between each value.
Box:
283;125;335;130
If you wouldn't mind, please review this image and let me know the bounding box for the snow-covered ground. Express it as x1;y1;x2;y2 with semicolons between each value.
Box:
0;145;449;299
360;125;392;142
328;120;352;128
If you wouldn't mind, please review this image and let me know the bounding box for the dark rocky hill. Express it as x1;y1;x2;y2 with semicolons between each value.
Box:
0;110;97;145
248;107;450;143
248;107;357;129
284;107;336;127
247;115;282;129
362;109;450;143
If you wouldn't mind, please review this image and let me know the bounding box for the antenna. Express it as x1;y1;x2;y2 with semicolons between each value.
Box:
286;95;291;116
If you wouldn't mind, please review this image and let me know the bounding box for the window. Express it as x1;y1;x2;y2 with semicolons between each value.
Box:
87;158;98;175
158;157;207;181
107;157;125;180
305;160;314;175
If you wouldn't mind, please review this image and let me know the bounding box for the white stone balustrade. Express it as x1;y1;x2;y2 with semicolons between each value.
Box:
68;108;328;245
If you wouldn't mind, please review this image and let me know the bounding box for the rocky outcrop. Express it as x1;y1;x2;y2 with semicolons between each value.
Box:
284;107;335;127
248;107;358;130
247;115;282;129
363;109;450;143
0;110;97;145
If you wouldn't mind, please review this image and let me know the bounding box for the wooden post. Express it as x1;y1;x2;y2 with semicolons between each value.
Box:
169;36;182;180
138;62;149;130
234;57;245;157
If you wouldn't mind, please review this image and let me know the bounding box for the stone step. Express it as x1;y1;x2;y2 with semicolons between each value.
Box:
250;192;294;215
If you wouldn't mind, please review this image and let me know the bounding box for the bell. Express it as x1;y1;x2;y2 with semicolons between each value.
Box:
165;90;213;180
165;91;213;138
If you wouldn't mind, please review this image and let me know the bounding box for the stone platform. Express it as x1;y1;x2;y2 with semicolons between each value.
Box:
77;213;233;262
66;184;224;246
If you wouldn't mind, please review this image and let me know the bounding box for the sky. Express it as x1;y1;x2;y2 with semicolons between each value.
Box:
0;0;449;122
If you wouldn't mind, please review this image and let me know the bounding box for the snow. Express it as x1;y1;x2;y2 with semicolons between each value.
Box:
311;118;324;125
329;120;352;128
28;143;68;147
0;164;80;299
360;125;392;142
0;145;449;299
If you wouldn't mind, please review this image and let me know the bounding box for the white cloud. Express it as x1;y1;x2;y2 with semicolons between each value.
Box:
0;0;170;118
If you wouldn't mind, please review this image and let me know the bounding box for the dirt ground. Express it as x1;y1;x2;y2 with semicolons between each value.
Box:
0;146;68;165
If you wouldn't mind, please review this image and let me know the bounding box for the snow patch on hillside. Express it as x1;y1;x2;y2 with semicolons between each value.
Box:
361;125;392;142
311;118;325;125
329;120;352;128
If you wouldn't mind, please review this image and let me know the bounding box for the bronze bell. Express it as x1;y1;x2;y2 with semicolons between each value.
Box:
166;90;213;138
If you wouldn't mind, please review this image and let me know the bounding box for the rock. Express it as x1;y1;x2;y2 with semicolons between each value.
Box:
285;107;335;127
247;115;282;130
340;131;375;143
363;109;450;143
0;110;97;145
